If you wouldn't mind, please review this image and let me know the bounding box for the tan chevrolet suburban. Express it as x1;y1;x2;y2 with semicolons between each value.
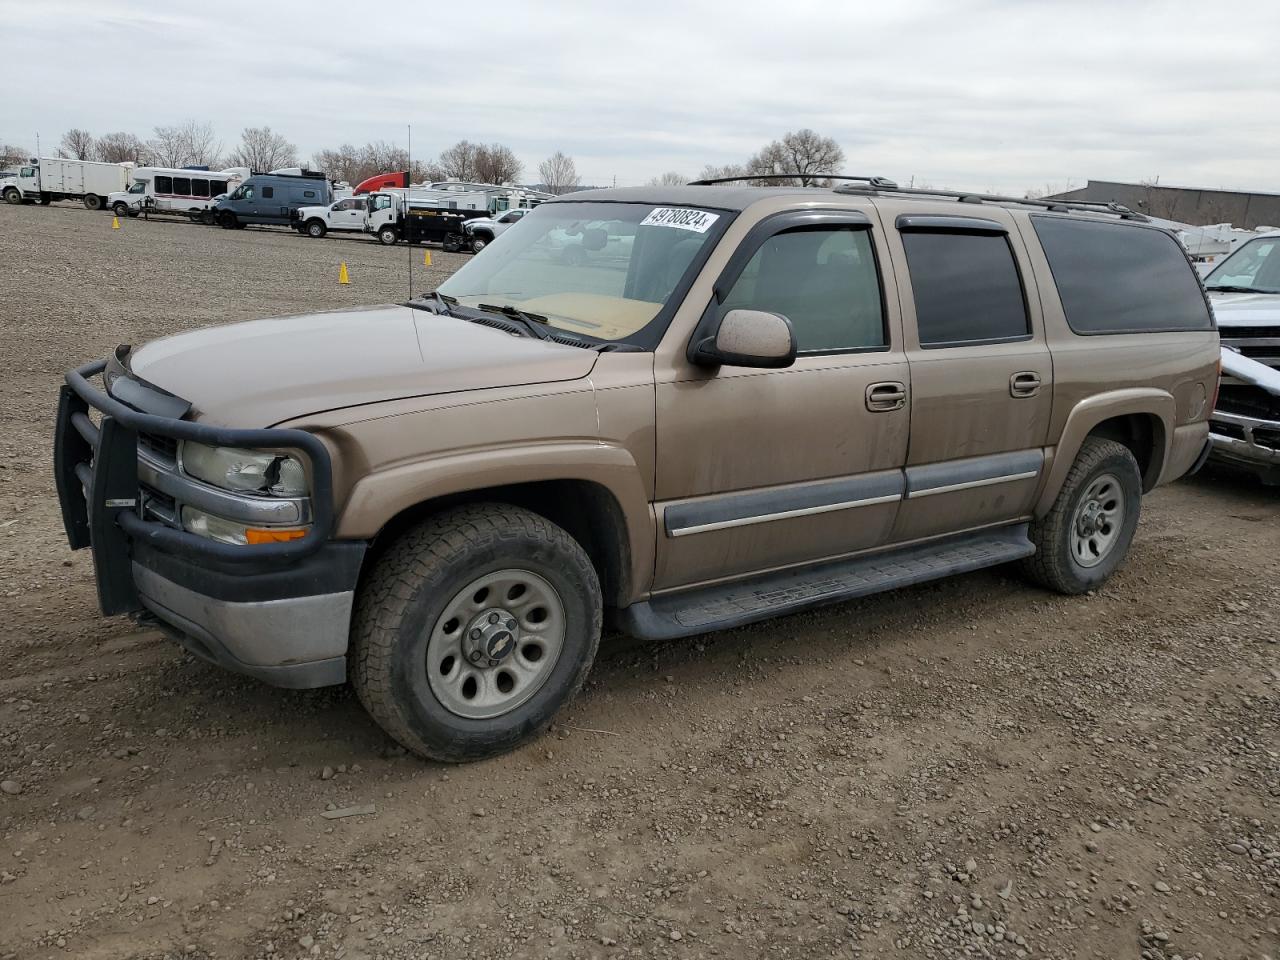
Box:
56;177;1219;762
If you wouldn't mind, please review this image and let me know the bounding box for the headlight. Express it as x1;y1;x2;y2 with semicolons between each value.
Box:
180;443;309;497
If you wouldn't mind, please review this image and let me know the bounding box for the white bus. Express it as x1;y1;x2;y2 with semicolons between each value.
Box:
107;166;249;222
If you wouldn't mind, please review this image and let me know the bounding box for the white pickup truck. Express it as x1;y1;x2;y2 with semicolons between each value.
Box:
460;207;533;252
294;196;369;238
1203;231;1280;485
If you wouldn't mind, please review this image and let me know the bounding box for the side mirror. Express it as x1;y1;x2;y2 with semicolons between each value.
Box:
692;309;797;369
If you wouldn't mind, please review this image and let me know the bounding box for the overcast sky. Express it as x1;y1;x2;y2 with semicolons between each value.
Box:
3;0;1278;193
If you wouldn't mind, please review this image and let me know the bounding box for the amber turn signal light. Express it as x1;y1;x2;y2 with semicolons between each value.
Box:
245;527;308;544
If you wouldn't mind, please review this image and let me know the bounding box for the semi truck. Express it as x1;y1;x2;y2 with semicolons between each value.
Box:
1;157;134;209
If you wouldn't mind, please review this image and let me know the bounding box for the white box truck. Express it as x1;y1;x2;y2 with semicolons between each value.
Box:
1;158;134;210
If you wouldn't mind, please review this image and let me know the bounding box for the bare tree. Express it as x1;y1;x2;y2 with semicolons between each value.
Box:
696;162;747;183
59;129;96;160
95;132;149;165
180;120;222;168
1;143;33;167
312;143;363;184
414;159;446;183
747;129;844;186
538;151;580;195
148;121;222;168
437;140;480;182
227;126;297;172
474;143;522;185
311;140;455;186
148;125;188;167
647;171;688;186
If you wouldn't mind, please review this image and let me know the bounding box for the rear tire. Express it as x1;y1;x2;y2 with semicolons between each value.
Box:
351;504;602;763
306;219;327;238
83;194;103;210
38;193;52;205
1019;437;1142;594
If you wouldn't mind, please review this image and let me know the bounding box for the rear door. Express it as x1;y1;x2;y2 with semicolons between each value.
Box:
879;204;1053;542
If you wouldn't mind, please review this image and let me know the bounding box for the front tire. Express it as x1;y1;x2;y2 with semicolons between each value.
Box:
306;219;327;238
377;225;398;245
112;201;130;218
219;211;238;229
3;187;20;205
1019;437;1142;594
470;233;489;253
352;504;602;763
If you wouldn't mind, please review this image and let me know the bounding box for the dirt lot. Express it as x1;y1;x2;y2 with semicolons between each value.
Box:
0;202;1277;960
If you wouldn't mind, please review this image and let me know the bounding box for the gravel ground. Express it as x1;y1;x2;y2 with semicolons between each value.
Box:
0;201;1277;960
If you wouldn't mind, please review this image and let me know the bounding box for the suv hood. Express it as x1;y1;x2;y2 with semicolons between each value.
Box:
126;304;598;427
1209;290;1280;326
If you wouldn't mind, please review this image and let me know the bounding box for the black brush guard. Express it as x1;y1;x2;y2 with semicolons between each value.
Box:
54;360;336;616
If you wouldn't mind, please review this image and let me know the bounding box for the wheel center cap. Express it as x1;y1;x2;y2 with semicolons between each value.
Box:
465;608;520;667
487;630;514;660
1077;501;1102;536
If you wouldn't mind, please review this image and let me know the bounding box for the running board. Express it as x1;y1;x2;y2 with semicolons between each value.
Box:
617;524;1035;641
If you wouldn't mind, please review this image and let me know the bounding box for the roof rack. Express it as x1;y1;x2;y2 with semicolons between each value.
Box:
832;183;1149;222
687;173;900;189
685;174;1149;223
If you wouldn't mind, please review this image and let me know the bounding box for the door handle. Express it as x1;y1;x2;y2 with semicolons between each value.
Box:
1010;371;1042;398
866;381;907;412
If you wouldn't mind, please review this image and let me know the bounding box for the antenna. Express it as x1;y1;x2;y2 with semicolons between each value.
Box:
407;123;413;300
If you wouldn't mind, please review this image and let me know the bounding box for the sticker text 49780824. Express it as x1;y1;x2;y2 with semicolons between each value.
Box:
640;207;720;233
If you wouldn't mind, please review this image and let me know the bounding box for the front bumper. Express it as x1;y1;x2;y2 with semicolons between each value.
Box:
1208;410;1280;481
55;357;365;687
132;540;363;688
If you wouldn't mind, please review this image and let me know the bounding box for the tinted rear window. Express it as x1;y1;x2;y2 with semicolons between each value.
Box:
901;231;1029;347
1032;217;1212;334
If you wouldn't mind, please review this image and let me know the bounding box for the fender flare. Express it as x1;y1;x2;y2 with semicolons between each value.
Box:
1034;388;1175;516
336;441;654;603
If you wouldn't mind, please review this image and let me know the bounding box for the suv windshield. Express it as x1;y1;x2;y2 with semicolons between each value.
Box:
1205;236;1280;294
437;201;729;345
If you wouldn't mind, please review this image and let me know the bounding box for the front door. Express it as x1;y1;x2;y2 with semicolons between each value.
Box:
653;212;911;591
878;205;1053;543
340;199;365;229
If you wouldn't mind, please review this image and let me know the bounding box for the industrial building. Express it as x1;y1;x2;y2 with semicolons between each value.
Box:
1049;180;1280;229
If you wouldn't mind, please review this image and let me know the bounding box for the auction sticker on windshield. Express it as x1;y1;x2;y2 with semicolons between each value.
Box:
641;207;720;233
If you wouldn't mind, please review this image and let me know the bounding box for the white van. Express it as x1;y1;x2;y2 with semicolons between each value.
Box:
107;166;249;222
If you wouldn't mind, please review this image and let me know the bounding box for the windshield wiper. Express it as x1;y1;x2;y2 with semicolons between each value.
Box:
1206;284;1271;294
477;302;552;340
406;291;459;315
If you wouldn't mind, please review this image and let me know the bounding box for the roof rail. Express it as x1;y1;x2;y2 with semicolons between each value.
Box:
687;173;900;189
833;183;1149;222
